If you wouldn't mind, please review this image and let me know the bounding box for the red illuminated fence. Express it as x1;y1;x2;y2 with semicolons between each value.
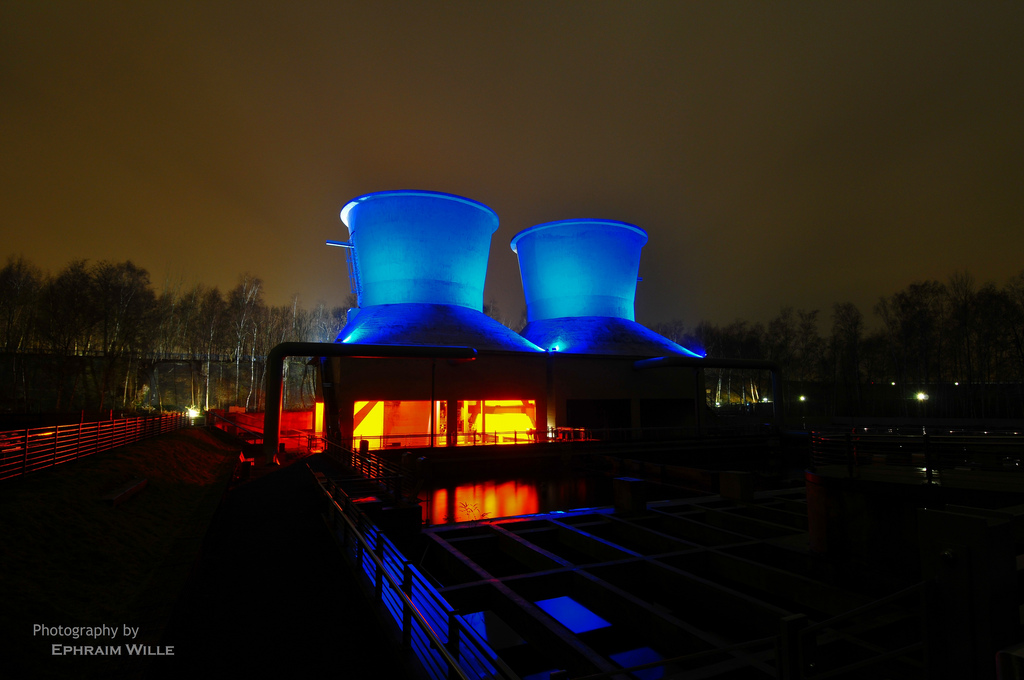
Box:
0;412;191;482
312;468;518;680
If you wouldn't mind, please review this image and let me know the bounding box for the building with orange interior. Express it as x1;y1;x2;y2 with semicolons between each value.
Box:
319;190;711;453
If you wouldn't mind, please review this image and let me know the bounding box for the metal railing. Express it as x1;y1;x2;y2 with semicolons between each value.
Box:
206;410;315;453
346;422;773;452
0;412;191;481
557;634;777;680
5;348;244;362
352;429;541;450
323;438;412;500
312;468;517;680
206;410;265;443
811;428;1024;479
311;453;938;680
317;463;931;680
781;581;929;679
550;423;772;441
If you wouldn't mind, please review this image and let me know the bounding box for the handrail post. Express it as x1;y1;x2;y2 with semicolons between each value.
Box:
777;613;808;680
402;562;413;648
923;433;934;484
845;432;854;477
355;514;364;566
447;609;460;680
340;501;349;548
374;537;385;601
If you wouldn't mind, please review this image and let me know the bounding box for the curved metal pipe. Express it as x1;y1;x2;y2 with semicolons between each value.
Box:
264;342;477;463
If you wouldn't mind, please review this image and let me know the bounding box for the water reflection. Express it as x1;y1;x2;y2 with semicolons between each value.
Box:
610;647;664;680
419;472;612;525
534;596;611;634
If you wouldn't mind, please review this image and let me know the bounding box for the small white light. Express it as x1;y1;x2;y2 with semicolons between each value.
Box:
799;396;806;402
187;408;199;418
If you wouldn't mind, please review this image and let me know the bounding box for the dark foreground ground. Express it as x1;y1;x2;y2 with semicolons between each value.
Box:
150;454;412;679
1;428;412;680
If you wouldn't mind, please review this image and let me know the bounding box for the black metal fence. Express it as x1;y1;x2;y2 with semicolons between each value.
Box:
323;438;413;501
810;427;1024;479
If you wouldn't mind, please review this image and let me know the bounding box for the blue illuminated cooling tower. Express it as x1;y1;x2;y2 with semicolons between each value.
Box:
511;219;702;357
336;191;542;352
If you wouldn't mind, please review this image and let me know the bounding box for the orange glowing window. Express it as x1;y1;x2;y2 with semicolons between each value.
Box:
314;401;324;434
353;400;436;449
354;398;537;449
458;399;536;445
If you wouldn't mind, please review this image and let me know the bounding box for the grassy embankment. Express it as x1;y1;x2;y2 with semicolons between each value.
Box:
0;427;238;679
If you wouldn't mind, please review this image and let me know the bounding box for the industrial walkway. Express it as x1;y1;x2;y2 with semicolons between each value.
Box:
149;454;412;679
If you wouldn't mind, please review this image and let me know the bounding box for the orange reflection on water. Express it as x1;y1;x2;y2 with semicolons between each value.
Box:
429;480;540;523
431;488;448;526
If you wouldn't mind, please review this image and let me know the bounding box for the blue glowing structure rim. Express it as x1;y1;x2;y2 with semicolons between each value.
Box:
340;190;500;230
509;218;649;254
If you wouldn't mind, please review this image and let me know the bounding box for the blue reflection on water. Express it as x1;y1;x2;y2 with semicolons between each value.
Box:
610;646;664;679
534;596;611;634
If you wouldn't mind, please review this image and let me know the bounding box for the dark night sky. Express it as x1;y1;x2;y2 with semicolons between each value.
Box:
2;2;1023;330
